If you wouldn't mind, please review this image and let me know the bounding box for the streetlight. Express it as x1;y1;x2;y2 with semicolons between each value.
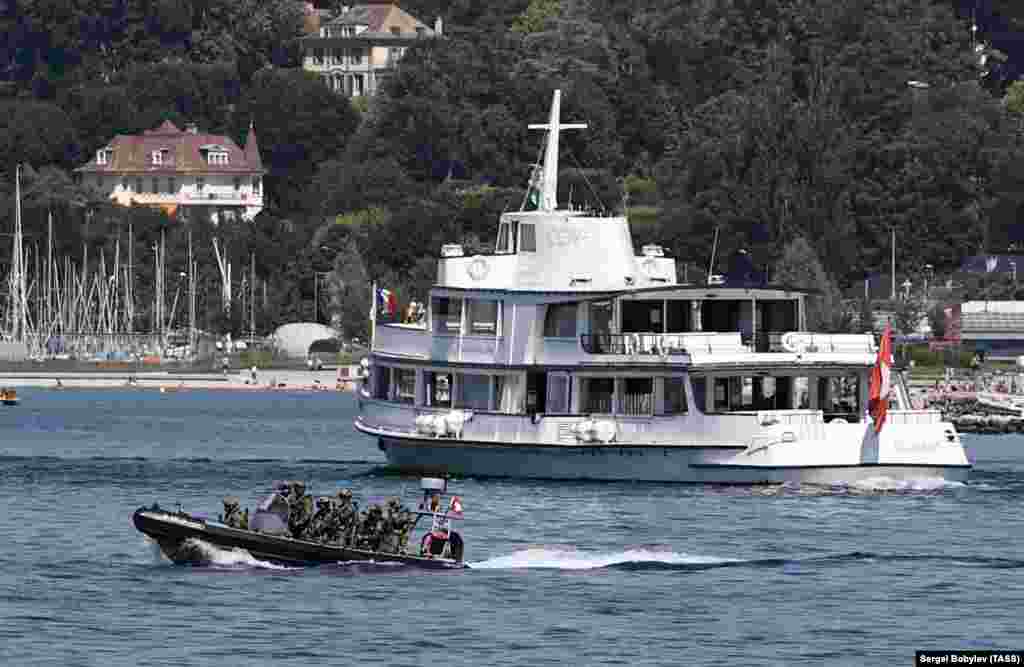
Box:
313;271;331;323
923;263;934;297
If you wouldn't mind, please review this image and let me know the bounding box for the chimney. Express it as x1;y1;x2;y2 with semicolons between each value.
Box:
434;16;443;36
185;122;198;134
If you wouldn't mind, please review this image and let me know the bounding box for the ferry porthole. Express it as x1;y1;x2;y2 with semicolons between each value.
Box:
467;257;490;281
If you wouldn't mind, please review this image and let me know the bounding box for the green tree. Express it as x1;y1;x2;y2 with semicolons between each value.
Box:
772;236;850;332
236;69;360;214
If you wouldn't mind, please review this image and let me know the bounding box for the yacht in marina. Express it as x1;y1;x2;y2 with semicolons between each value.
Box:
353;90;971;483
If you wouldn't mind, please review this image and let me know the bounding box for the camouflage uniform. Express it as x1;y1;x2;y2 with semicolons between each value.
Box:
357;504;384;551
286;481;314;539
222;496;242;528
333;490;357;546
308;497;334;542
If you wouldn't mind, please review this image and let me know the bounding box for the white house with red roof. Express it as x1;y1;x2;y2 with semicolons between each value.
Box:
302;0;441;97
75;120;265;222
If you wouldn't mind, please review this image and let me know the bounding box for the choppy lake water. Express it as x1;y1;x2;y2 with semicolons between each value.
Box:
1;388;1021;666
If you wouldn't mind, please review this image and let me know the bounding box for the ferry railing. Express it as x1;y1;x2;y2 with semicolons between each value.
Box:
579;333;689;356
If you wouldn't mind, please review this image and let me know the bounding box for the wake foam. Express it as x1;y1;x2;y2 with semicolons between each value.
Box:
845;476;966;493
470;546;735;571
182;538;294;571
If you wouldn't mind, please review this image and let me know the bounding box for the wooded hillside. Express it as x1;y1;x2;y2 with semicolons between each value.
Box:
2;0;1024;338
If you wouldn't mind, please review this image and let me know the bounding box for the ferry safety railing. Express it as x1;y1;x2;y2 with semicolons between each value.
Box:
579;333;689;356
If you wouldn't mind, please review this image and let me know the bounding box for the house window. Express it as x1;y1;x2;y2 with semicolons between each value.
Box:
207;152;228;165
151;177;159;194
135;177;143;194
197;177;205;192
233;177;241;191
96;149;108;165
168;177;176;194
252;178;261;194
152;150;162;165
97;175;104;189
391;26;400;36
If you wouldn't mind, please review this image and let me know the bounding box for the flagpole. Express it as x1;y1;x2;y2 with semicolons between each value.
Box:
369;280;377;353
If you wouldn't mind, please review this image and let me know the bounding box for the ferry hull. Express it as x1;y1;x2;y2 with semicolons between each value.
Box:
375;435;971;485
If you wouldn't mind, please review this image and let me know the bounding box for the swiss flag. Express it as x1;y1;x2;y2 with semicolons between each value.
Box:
869;323;893;433
447;495;464;518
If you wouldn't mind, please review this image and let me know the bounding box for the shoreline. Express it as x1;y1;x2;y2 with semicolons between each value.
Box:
0;369;359;392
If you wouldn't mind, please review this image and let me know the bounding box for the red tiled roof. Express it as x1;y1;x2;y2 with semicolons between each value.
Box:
75;121;265;175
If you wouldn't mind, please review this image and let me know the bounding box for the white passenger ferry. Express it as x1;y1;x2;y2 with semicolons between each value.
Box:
354;91;971;483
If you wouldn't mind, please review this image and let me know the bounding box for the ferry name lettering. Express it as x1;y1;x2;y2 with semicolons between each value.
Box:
548;227;591;247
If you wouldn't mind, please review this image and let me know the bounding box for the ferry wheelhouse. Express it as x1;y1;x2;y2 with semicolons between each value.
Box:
354;91;970;483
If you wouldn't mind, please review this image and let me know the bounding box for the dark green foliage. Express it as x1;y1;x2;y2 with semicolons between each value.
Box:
235;69;360;214
4;0;1024;336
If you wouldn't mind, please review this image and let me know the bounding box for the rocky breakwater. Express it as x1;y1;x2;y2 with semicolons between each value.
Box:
929;392;1024;434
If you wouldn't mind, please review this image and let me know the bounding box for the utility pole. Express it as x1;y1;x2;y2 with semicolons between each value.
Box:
891;227;896;301
249;252;255;346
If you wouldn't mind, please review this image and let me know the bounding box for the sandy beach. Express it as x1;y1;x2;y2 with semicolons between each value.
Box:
0;368;358;392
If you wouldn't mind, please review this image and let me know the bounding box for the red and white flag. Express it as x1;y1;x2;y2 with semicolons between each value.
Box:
869;323;893;433
448;495;464;517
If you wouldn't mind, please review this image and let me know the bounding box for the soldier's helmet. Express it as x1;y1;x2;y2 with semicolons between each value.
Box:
290;481;306;496
337;489;353;501
316;496;332;509
223;495;240;509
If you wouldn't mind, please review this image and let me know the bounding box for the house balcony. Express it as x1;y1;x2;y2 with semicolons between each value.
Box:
182;191;262;206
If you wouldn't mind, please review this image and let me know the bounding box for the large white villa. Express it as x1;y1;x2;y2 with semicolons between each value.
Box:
74;120;265;222
301;0;440;98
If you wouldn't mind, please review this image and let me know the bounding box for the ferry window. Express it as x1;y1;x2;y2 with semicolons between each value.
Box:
582;377;614;414
394;369;415;404
494;375;524;414
468;300;498;335
373;366;391;400
433;297;463;334
666;300;691;332
664;377;687;414
456;374;490;411
546;373;570;413
544;303;577;337
520;223;536;252
622;378;653;415
496;222;511;253
622;300;663;333
713;378;728;410
692;378;707;412
426;372;452;408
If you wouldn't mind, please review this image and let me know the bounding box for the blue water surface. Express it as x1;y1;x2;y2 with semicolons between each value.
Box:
0;388;1021;666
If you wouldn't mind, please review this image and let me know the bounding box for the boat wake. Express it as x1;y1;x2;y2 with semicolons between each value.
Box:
470;546;735;570
470;547;1024;572
180;538;295;571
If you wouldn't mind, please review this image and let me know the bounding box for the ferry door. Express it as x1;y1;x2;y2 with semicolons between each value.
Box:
545;372;571;414
526;372;547;415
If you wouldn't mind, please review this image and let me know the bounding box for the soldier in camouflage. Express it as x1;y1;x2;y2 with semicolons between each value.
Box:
221;496;243;528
